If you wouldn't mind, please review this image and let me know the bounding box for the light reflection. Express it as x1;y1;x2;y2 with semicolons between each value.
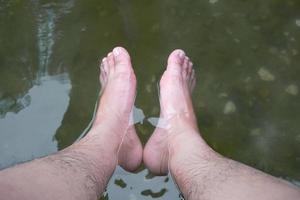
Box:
0;0;75;169
105;167;179;200
0;74;71;169
35;0;74;78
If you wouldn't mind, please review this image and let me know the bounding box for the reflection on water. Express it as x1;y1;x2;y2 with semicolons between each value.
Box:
105;167;179;200
35;0;74;77
0;0;73;168
0;0;300;199
0;74;71;169
0;91;31;118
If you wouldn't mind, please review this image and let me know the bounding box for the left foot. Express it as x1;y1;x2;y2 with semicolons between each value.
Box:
89;47;142;172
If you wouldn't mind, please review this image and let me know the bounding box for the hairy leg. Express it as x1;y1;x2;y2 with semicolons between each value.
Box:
145;49;300;200
0;130;117;200
0;47;142;200
169;124;300;200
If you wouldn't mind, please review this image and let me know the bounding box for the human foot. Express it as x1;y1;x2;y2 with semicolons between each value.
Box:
89;47;142;172
144;49;199;175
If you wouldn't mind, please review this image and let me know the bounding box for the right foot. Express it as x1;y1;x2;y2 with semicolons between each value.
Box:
144;49;203;175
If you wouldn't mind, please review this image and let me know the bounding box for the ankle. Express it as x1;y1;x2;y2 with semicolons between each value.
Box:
52;143;117;197
169;133;218;168
70;135;118;167
169;138;223;199
89;120;128;147
168;124;209;157
69;126;123;174
93;114;129;132
168;128;221;182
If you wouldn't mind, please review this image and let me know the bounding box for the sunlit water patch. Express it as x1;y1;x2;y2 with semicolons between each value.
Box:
0;74;71;169
104;167;179;200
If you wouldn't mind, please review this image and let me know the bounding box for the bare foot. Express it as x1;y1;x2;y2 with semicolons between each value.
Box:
144;49;200;175
91;47;142;172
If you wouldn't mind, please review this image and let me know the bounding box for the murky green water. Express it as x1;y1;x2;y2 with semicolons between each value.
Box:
0;0;300;199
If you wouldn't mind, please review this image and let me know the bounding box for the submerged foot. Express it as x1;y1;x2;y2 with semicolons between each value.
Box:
92;47;142;172
144;49;198;175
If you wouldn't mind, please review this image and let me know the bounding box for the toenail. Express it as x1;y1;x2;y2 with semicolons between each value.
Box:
179;51;185;58
108;52;112;57
102;58;107;62
113;47;121;56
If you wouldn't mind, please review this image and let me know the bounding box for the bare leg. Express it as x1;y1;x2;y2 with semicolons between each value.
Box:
0;47;142;200
144;49;300;200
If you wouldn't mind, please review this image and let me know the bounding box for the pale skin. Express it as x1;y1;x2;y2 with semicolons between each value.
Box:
0;47;299;200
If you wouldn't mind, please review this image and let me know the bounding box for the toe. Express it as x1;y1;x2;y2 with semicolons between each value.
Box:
99;62;106;85
182;56;190;78
112;47;132;72
189;68;195;86
190;71;196;92
107;52;115;71
167;49;185;73
191;67;195;78
100;61;107;76
102;57;110;75
187;61;193;78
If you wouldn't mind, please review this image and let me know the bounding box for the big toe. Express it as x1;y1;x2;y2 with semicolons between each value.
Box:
112;47;132;73
167;49;185;73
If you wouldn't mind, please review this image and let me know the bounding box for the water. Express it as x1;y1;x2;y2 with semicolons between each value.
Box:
0;0;300;199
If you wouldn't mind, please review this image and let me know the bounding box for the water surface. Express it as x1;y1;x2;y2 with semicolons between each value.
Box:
0;0;300;199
